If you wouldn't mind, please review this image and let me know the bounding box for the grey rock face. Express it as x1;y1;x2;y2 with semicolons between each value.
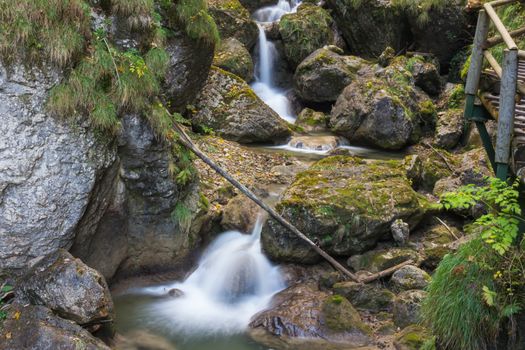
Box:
434;109;464;149
294;48;368;103
164;32;215;112
193;67;291;143
0;63;117;275
0;304;111;350
17;250;113;325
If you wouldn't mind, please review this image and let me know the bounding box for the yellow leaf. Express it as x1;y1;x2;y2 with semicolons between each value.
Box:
5;332;11;339
14;311;20;320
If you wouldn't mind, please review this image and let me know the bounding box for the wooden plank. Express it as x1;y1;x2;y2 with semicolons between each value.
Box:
465;10;490;95
495;49;519;165
485;27;525;48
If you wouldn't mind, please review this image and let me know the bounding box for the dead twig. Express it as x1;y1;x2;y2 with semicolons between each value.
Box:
434;216;459;240
359;259;414;283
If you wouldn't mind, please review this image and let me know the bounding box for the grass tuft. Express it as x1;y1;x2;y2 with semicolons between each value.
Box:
0;0;91;66
175;0;221;45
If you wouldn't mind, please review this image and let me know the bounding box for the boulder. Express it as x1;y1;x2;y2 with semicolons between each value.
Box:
393;290;427;328
163;30;215;112
17;250;113;325
390;265;431;292
294;48;369;103
249;284;371;348
0;304;111;350
213;38;254;82
394;325;435;350
391;55;442;96
192;67;291;143
391;219;410;246
262;156;425;263
434;109;464;149
296;108;328;133
348;248;420;273
405;145;459;192
208;0;259;49
279;4;334;68
330;65;429;150
325;0;408;58
221;194;261;232
333;281;395;313
0;63;117;276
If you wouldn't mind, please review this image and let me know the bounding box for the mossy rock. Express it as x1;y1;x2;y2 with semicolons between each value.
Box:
390;265;431;292
208;0;259;48
293;48;369;103
192;66;291;143
393;290;427;328
261;156;426;263
295;108;328;133
330;63;428;150
434;108;464;150
405;146;460;192
347;247;420;273
333;281;395;313
213;37;254;82
322;295;372;334
394;325;435;350
390;55;442;96
279;4;334;68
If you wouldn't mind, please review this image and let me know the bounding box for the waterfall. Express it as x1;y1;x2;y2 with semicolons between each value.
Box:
250;0;301;124
132;218;285;335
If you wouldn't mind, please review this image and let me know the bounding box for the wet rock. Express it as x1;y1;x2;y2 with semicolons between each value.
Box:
390;265;431;292
348;248;420;273
0;63;117;276
249;284;371;348
192;67;291;143
325;0;408;58
434;109;464;150
294;48;368;103
163;31;215;112
295;108;328;133
0;304;111;350
333;281;395;313
330;64;429;150
238;0;276;13
221;194;261;232
208;0;258;49
279;4;334;68
394;324;434;350
213;37;254;82
391;219;410;246
17;250;113;325
262;157;425;263
260;22;281;41
167;289;185;298
288;135;344;152
115;330;176;350
393;290;427;328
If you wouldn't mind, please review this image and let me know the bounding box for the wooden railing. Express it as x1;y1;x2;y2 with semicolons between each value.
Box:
464;0;525;180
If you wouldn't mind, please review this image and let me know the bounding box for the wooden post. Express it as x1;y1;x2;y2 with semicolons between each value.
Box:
465;10;490;121
495;48;518;180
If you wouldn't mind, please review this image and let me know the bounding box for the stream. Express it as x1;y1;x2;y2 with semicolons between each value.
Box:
113;0;395;348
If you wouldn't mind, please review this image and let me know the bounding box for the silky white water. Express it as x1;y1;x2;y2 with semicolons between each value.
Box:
129;218;285;336
251;0;300;123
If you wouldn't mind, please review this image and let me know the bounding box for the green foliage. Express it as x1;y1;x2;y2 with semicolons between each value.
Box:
489;3;525;63
47;30;170;136
172;202;192;229
0;283;13;325
0;0;91;66
440;178;522;254
423;178;525;350
447;84;465;109
175;0;220;45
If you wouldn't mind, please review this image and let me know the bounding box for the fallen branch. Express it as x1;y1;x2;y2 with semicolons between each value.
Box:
172;123;361;283
423;142;454;172
359;259;414;283
434;217;459;240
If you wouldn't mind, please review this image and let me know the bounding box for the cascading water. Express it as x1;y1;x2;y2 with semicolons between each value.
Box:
250;0;300;124
125;218;285;336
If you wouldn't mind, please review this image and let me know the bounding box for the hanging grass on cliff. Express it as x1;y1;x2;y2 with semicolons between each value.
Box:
174;0;221;45
0;0;91;66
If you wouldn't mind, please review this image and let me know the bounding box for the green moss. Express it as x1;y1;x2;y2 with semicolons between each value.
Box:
322;295;372;334
175;0;220;45
447;84;465;109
